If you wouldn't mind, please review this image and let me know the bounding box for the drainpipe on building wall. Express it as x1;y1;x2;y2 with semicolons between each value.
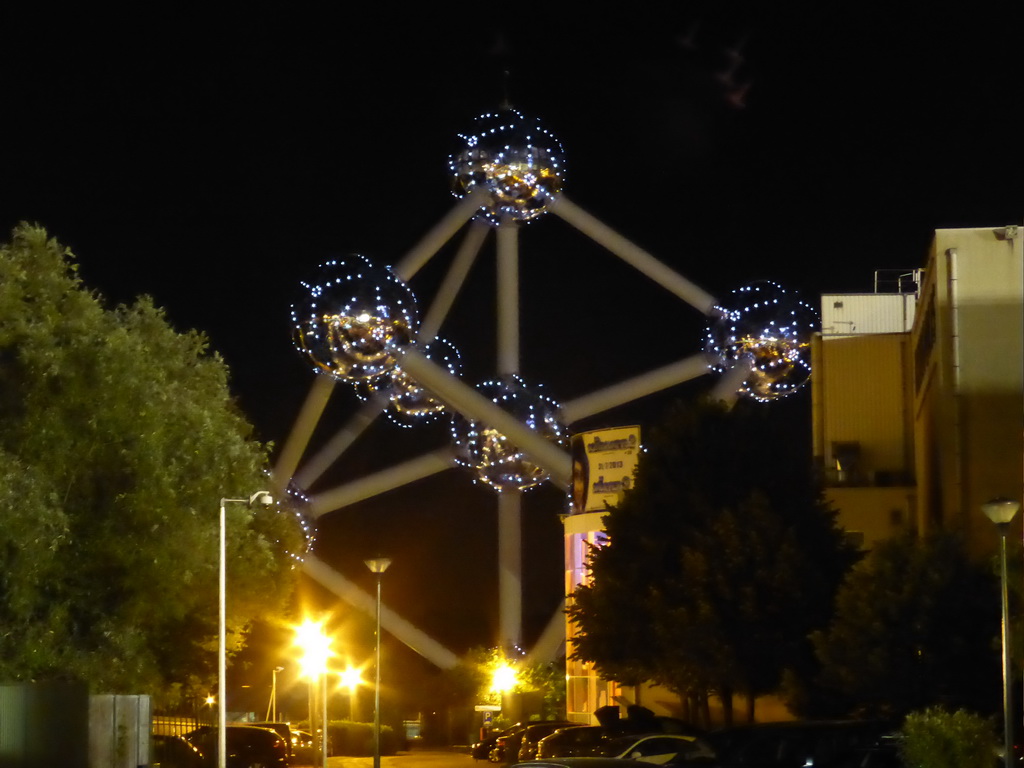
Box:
810;333;825;467
945;248;966;530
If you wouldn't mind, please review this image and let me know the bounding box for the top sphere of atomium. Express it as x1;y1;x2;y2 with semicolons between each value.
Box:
449;108;565;225
290;254;418;381
705;280;819;402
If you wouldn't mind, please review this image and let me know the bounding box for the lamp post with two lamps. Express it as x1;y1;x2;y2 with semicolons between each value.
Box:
983;497;1021;768
218;491;273;768
365;558;391;768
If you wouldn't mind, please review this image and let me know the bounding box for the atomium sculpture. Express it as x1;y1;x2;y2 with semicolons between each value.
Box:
354;336;462;428
273;107;818;668
706;280;818;402
451;374;567;492
281;483;318;564
291;254;418;381
449;108;565;224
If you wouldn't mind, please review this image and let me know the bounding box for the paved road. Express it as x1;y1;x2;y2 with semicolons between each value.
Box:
294;748;480;768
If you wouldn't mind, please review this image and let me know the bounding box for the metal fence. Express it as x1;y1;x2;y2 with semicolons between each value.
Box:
152;710;216;737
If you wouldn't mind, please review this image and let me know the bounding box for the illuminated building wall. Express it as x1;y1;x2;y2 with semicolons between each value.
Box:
911;227;1023;555
812;226;1023;554
811;297;918;550
562;511;619;724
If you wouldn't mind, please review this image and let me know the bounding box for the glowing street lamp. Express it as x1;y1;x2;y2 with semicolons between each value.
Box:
983;498;1021;768
294;618;333;768
490;661;518;695
365;557;391;768
218;491;273;768
341;666;363;720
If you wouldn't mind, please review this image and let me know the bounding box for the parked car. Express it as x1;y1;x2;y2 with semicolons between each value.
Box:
518;722;581;762
514;759;654;768
492;724;530;763
602;733;716;765
536;726;608;758
703;720;893;768
184;724;289;768
251;722;293;760
152;733;205;768
474;724;523;761
291;729;315;764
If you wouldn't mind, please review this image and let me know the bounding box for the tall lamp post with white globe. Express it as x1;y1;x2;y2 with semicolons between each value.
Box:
983;497;1021;768
365;558;391;768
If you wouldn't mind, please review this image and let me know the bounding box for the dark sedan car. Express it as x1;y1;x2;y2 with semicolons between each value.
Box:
474;724;524;761
537;726;609;759
603;733;716;764
184;724;289;768
493;724;530;763
152;734;205;768
518;722;582;762
514;759;653;768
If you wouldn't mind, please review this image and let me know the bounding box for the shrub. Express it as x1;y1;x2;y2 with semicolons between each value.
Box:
899;707;995;768
325;720;398;756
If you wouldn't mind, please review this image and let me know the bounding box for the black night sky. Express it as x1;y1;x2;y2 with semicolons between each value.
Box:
1;5;1019;715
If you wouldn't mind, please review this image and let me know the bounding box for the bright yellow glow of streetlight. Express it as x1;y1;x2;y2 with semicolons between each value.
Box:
490;662;518;694
340;665;363;692
294;618;333;680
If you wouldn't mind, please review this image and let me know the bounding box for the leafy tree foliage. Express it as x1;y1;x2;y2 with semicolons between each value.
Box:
0;224;302;700
899;707;996;768
810;532;1000;718
567;396;858;724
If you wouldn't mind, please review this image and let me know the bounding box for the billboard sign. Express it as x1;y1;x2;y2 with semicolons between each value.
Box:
570;425;641;515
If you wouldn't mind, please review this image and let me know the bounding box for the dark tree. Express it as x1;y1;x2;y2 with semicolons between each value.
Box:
568;396;858;725
811;532;1001;718
0;224;303;701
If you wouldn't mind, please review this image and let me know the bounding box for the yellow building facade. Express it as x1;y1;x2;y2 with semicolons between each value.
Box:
813;226;1023;555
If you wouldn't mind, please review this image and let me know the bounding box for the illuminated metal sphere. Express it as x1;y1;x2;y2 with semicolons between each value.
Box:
281;482;318;563
705;280;819;402
449;108;565;225
450;375;566;492
354;336;462;428
290;254;418;381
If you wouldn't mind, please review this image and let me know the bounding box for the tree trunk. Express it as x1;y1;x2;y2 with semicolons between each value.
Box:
719;687;734;728
699;691;712;730
745;693;756;723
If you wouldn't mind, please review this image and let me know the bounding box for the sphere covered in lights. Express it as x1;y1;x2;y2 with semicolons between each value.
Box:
354;336;462;427
449;108;565;225
705;280;818;402
291;254;418;381
451;375;566;492
281;482;318;563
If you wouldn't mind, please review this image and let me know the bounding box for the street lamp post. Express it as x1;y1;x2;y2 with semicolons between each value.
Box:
322;667;329;768
267;666;284;722
365;558;391;768
218;491;273;768
983;497;1021;768
295;618;332;768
